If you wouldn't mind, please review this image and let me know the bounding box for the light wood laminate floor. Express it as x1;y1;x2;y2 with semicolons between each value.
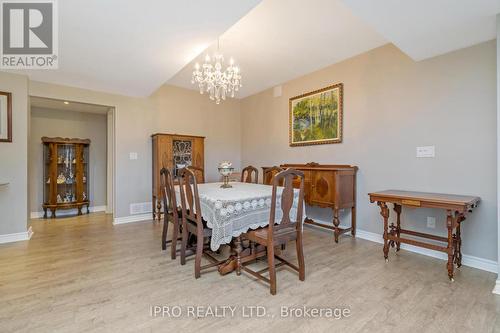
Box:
0;212;499;332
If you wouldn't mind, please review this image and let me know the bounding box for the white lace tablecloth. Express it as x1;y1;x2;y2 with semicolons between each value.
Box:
175;182;303;250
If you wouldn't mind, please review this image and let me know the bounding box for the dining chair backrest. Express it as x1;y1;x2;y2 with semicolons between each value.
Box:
178;167;203;230
241;165;258;184
160;167;178;219
263;166;283;185
268;169;305;240
186;165;205;184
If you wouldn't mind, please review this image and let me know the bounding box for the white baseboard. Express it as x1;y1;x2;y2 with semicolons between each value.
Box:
113;213;152;225
0;226;33;244
305;219;498;274
30;205;107;219
493;280;500;295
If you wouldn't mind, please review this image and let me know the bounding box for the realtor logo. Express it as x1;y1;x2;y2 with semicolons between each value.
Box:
1;0;58;69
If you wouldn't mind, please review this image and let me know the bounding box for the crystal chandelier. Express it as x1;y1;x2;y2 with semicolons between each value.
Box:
191;39;242;104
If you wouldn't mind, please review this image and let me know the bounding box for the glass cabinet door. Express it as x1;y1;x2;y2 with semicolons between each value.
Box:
56;144;77;204
43;144;51;204
172;139;193;177
82;145;89;202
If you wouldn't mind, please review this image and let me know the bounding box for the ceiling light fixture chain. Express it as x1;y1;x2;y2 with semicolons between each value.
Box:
191;37;242;104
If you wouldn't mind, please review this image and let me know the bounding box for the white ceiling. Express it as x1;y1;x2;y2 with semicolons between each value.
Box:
31;96;110;114
168;0;387;98
15;0;261;97
341;0;500;61
9;0;500;99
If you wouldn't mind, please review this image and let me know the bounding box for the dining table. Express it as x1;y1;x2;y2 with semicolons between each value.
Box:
174;181;304;275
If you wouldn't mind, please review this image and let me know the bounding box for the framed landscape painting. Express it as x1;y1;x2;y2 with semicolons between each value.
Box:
0;91;12;143
289;83;343;146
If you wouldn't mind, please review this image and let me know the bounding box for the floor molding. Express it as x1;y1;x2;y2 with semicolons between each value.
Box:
305;219;498;274
30;205;107;219
493;280;500;295
113;213;152;225
0;226;34;244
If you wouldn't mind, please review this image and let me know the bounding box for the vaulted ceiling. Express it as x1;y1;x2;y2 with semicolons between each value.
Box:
168;0;387;98
10;0;500;98
16;0;262;97
341;0;500;61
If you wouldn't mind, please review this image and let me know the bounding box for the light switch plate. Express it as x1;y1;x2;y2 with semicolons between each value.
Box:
129;152;138;160
426;216;436;228
416;146;435;158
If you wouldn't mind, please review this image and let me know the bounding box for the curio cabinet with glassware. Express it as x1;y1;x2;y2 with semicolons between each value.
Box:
42;137;90;218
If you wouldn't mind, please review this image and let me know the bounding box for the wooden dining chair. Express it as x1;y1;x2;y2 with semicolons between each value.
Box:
241;165;259;184
160;167;182;259
186;165;205;183
263;166;283;185
242;169;306;295
178;168;223;278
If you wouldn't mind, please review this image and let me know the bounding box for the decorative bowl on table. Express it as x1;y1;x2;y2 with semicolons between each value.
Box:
218;161;234;188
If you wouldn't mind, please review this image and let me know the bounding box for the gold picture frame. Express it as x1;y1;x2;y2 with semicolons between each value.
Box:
289;83;343;146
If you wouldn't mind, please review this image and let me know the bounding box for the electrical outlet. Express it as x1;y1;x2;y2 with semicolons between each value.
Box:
416;146;435;158
426;216;436;228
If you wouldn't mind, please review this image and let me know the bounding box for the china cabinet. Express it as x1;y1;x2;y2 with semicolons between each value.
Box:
151;133;205;221
42;137;90;218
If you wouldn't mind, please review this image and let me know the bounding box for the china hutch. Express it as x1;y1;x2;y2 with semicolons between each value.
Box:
151;133;205;221
42;137;90;218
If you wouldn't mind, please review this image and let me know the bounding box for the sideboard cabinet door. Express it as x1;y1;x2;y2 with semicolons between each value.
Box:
309;170;336;207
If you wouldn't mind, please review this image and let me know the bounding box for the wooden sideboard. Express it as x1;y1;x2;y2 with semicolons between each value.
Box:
262;162;358;242
151;133;204;221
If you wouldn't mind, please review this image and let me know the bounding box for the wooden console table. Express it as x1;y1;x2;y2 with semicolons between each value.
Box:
263;162;358;242
368;190;480;281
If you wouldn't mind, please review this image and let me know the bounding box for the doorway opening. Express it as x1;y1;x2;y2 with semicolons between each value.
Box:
28;96;115;220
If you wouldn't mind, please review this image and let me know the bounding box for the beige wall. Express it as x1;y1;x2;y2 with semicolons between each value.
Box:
240;41;497;261
1;41;496;264
29;108;107;213
150;84;242;182
0;72;29;234
28;81;241;219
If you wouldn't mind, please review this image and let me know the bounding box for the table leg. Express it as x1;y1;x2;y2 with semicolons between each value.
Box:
333;208;340;243
454;214;463;268
235;236;243;276
156;200;162;222
393;204;402;251
446;210;454;281
377;202;390;261
351;206;356;237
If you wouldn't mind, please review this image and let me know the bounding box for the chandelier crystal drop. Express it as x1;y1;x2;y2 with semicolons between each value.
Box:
191;39;242;104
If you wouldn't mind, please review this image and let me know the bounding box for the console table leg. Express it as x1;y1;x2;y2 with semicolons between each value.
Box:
393;204;402;251
446;210;455;281
454;215;463;268
43;207;47;219
333;209;340;243
377;202;390;261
